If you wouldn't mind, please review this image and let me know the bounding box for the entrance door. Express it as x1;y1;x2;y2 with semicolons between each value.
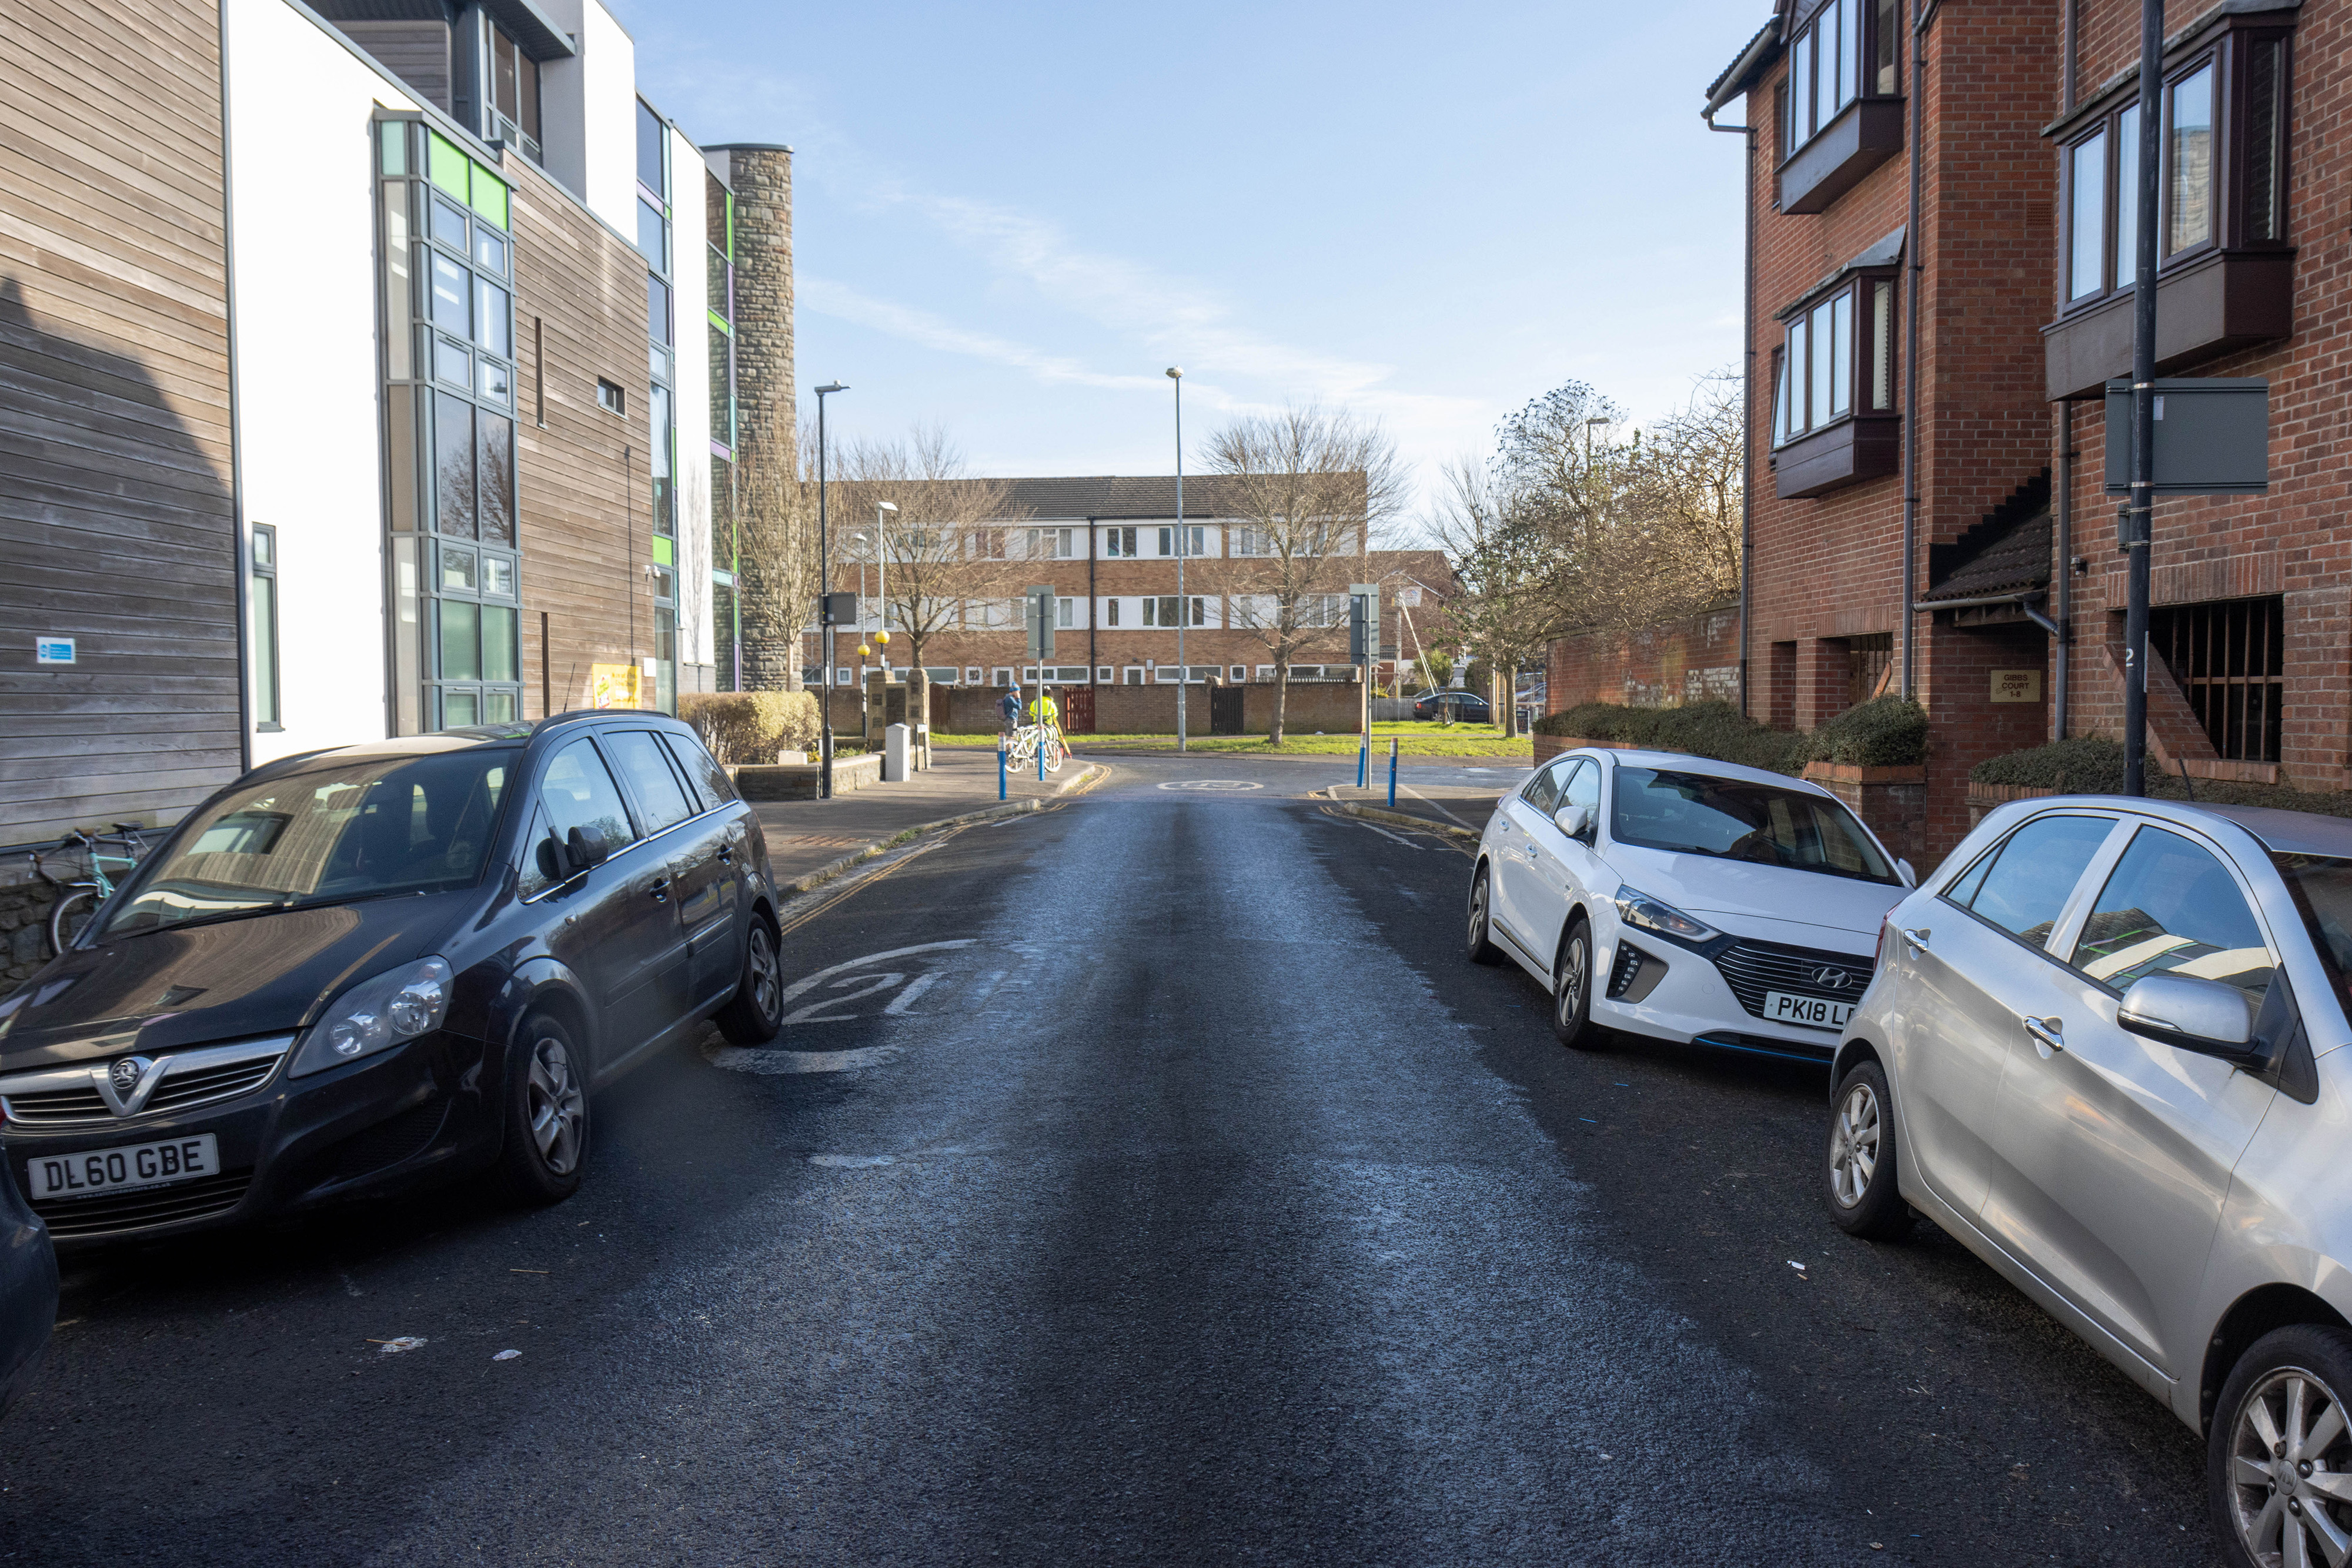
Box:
1063;686;1097;734
1208;686;1244;735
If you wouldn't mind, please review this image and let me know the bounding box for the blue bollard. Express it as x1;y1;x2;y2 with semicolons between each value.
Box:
1388;738;1398;807
998;744;1008;801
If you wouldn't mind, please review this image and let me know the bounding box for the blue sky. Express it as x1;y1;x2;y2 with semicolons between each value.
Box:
620;0;1767;526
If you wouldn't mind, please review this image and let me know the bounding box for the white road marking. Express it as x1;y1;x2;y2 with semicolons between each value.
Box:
1355;821;1424;850
809;1154;897;1168
1155;780;1263;791
883;971;941;1015
707;1043;906;1074
781;972;903;1026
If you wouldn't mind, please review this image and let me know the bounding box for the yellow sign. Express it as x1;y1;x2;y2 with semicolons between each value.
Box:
589;663;642;708
1991;669;2043;703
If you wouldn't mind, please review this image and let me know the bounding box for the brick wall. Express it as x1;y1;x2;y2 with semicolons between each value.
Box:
1543;610;1740;715
934;679;1369;735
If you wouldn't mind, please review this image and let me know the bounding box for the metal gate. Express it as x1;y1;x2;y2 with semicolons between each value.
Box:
1062;686;1095;734
1209;685;1245;735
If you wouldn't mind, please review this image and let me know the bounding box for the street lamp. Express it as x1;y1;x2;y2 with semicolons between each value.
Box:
816;380;847;798
1167;366;1185;753
876;500;898;683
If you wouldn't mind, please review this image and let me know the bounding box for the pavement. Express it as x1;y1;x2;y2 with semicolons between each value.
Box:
751;747;1100;887
0;751;2221;1566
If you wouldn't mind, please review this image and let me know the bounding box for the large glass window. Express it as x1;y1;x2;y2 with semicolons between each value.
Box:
1945;814;2116;947
489;24;542;163
2057;28;2290;315
249;523;279;730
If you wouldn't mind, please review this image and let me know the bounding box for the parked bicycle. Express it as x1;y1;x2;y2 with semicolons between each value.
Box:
1002;724;1067;774
35;824;152;958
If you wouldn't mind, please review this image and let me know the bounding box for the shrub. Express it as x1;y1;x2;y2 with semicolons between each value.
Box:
679;690;822;764
1971;735;2352;817
1534;697;1930;775
1811;696;1931;768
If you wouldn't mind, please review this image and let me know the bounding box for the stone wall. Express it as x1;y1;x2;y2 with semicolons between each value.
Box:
711;144;798;691
0;862;64;992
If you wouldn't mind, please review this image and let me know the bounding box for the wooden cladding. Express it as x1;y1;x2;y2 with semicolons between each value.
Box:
0;0;239;845
2152;596;2283;763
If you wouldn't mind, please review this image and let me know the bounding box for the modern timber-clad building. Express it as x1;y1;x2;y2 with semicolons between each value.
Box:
1;0;793;861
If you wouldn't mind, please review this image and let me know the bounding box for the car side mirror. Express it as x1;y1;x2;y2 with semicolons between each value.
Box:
1552;804;1593;841
1897;858;1917;888
534;836;564;883
2117;972;2257;1057
564;825;610;872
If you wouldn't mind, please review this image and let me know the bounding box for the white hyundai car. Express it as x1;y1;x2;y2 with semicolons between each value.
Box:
1467;747;1916;1058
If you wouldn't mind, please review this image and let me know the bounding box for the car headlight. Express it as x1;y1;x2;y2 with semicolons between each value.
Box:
290;957;452;1078
1613;885;1721;945
0;990;24;1043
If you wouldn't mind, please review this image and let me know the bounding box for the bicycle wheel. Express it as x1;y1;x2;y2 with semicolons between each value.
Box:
1044;735;1065;773
47;885;99;958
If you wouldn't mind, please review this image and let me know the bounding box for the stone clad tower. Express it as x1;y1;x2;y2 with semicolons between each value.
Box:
704;143;799;690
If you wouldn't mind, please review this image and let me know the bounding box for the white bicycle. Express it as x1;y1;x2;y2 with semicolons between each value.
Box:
1003;724;1067;773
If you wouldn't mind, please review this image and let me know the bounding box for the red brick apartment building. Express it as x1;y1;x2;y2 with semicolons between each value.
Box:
1589;0;2344;856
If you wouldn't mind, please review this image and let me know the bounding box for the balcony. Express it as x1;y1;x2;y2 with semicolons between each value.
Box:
1779;98;1903;215
1773;412;1900;499
2043;249;2293;401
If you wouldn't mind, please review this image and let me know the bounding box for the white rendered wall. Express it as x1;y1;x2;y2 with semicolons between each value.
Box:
577;0;639;238
667;121;714;674
225;0;420;764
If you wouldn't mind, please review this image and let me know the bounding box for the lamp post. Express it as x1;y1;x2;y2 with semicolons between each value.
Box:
815;380;847;798
876;500;898;688
1166;366;1186;753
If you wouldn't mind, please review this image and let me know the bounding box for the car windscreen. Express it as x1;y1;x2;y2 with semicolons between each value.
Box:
2271;852;2352;1010
1609;767;1900;885
96;751;515;938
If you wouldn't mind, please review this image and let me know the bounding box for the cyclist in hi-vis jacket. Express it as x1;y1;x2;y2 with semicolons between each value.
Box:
1027;687;1061;731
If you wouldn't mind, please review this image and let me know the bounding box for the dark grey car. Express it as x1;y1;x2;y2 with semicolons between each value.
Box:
0;712;786;1245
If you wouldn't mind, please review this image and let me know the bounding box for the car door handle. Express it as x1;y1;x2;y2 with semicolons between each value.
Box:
1898;926;1931;952
648;877;671;902
2023;1015;2064;1055
716;845;734;864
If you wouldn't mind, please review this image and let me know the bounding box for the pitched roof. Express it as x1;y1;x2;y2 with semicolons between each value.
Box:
1916;506;2053;604
1703;17;1784;118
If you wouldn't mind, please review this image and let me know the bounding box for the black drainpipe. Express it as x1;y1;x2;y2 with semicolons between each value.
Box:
1900;0;1943;697
1087;516;1098;683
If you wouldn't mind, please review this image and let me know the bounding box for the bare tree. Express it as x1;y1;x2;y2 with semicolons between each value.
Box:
1428;456;1558;737
837;426;1030;734
1618;370;1742;626
1201;406;1404;746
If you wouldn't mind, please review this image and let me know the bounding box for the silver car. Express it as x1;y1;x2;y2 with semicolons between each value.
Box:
1825;797;2352;1567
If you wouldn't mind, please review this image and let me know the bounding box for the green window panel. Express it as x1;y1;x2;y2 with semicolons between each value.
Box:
483;606;519;682
707;310;730;333
470;168;509;230
429;131;469;199
439;599;481;681
651;533;675;566
381;121;408;176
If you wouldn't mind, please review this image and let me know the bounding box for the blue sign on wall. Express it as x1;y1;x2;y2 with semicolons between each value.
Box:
34;637;75;666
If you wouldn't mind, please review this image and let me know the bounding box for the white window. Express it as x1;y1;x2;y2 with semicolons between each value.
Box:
1123;667;1144;685
1097;666;1113;683
1027;526;1076;559
1256;664;1276;680
1140;596;1207;628
992;667;1014;687
1057;597;1075;628
1157;524;1205;557
1232;526;1262;557
1104;597;1121;627
834;667;851;686
965;666;983;684
1103;526;1137;557
1230;666;1247;682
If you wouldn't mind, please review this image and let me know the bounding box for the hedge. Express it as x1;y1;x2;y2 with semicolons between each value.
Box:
1532;696;1927;776
678;691;822;765
1969;735;2352;818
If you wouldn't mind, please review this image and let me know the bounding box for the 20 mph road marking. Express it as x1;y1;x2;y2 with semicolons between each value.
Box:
1155;780;1263;791
704;940;977;1075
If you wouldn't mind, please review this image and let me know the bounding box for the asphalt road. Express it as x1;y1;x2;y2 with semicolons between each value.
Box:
0;754;2219;1565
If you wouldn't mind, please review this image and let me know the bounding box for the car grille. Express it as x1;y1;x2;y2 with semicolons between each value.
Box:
0;1037;291;1126
34;1170;254;1239
1711;938;1875;1021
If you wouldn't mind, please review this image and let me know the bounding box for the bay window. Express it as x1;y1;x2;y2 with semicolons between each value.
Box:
1772;269;1899;498
1778;0;1902;213
2045;19;2292;399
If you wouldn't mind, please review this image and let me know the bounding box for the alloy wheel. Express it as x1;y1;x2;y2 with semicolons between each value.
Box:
2228;1367;2352;1567
1556;933;1587;1028
1469;878;1490;948
747;924;781;1023
527;1036;586;1176
1830;1081;1882;1209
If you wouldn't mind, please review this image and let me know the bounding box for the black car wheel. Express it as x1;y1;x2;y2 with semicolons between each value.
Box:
2211;1325;2352;1568
1825;1059;1912;1241
1551;917;1602;1049
1466;865;1503;966
499;1014;589;1205
716;917;784;1044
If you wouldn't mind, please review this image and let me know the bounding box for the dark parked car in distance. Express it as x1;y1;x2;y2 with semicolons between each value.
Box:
1414;690;1493;723
0;712;786;1245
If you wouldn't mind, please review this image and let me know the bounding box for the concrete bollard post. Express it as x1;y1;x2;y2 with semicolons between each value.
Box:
883;723;911;783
